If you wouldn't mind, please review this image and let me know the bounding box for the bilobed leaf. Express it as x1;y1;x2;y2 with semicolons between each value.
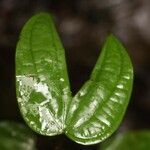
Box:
101;131;150;150
0;121;36;150
16;12;134;145
65;35;133;145
16;13;71;136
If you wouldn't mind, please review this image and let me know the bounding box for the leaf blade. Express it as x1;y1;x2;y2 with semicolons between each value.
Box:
65;35;133;145
0;121;36;150
101;131;150;150
16;13;71;136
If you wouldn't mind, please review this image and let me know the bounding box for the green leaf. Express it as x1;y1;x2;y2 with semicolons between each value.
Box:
65;35;133;145
16;12;133;145
16;13;71;136
0;121;36;150
100;131;150;150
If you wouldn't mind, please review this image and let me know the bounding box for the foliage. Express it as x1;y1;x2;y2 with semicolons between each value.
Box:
0;121;36;150
16;12;133;145
100;130;150;150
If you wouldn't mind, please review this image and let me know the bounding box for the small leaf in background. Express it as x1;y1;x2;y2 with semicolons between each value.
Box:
0;121;36;150
100;131;150;150
16;13;71;136
66;35;133;145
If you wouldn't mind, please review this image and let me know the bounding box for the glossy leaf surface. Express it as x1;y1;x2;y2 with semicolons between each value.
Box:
0;121;36;150
16;12;133;145
66;35;133;145
16;13;71;136
101;131;150;150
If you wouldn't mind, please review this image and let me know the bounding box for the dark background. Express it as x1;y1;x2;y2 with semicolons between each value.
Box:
0;0;150;149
